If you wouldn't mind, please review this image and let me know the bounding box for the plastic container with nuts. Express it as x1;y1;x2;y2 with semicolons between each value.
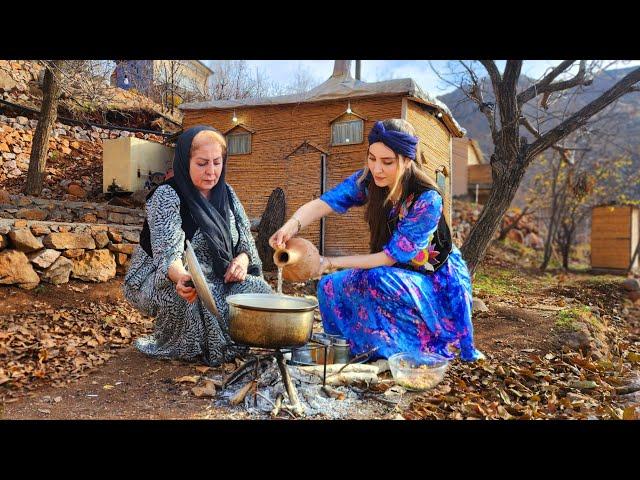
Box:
388;352;449;391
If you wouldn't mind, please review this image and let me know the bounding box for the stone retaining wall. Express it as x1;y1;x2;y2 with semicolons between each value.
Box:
0;219;141;289
0;193;145;226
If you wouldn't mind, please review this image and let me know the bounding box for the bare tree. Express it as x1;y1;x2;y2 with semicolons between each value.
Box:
285;64;320;94
153;60;186;115
24;60;63;196
434;60;640;274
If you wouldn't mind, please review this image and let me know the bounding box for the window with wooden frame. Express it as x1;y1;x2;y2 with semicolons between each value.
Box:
436;167;448;195
227;132;251;155
331;119;363;146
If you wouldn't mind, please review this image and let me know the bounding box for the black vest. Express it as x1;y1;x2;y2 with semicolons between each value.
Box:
389;186;453;274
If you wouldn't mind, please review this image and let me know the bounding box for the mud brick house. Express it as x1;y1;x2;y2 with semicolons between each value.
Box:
179;61;466;256
451;137;491;204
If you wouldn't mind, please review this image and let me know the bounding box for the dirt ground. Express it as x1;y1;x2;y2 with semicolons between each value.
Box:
2;247;639;420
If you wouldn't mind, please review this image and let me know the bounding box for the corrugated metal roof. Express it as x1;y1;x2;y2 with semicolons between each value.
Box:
180;71;465;137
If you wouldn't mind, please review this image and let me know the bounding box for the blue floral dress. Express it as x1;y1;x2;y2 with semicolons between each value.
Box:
317;170;483;362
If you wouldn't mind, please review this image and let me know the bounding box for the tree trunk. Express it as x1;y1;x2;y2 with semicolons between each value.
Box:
256;187;286;271
24;60;63;196
461;156;528;275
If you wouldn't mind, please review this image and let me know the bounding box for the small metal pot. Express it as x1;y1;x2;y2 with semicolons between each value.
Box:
226;294;318;348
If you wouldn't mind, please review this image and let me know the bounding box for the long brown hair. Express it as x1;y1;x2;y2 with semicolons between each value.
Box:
358;118;441;253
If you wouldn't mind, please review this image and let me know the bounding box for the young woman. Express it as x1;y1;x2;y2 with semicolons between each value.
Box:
270;119;484;362
123;126;272;366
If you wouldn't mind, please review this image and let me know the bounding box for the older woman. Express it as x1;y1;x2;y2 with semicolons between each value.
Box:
123;125;272;366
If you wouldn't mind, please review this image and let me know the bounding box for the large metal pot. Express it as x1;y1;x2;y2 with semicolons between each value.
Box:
226;294;318;348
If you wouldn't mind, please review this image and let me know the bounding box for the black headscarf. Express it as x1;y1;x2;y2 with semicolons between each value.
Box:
172;125;234;278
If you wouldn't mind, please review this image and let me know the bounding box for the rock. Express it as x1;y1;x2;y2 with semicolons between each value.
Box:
0;190;11;204
93;231;110;249
108;243;136;255
107;230;122;243
108;212;127;224
8;228;44;253
507;229;525;244
0;226;10;235
629;291;640;303
41;256;73;285
122;230;140;243
130;190;148;208
3;160;17;170
0;234;7;250
81;213;97;223
43;232;96;250
16;116;29;126
67;184;86;199
16;208;48;221
116;261;130;276
0;249;40;288
14;220;28;228
28;248;61;269
114;253;128;265
17;196;31;207
524;232;544;250
71;249;116;282
0;71;18;92
30;225;51;236
622;278;640;292
472;297;489;313
62;249;86;259
555;322;594;354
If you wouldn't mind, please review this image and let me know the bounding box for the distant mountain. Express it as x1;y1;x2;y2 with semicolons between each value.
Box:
437;65;640;203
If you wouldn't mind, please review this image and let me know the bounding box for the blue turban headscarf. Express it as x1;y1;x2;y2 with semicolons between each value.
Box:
367;121;418;160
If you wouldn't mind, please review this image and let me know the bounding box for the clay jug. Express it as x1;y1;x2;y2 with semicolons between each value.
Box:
273;237;321;282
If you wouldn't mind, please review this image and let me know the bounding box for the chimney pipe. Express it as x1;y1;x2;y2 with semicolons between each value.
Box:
332;60;352;78
355;60;361;80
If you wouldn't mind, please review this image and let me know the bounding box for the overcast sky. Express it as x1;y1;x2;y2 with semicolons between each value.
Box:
204;60;640;96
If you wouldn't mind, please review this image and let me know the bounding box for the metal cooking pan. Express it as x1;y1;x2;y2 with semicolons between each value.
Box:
226;293;318;348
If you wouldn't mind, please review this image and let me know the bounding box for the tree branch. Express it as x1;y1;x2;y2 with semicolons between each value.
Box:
526;67;640;159
480;60;502;91
519;116;579;165
517;60;576;105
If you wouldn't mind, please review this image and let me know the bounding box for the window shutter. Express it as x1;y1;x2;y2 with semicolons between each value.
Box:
331;120;363;145
228;133;251;154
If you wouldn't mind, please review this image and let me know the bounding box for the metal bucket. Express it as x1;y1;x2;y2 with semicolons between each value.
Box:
226;294;318;348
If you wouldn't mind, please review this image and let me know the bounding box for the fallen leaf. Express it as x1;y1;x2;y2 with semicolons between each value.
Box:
119;327;131;339
195;366;212;374
54;396;62;403
38;409;50;414
626;352;640;363
623;406;638;420
103;384;114;390
569;380;598;390
174;375;200;384
191;380;216;398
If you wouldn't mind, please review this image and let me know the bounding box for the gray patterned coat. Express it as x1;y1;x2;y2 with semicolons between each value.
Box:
123;183;272;365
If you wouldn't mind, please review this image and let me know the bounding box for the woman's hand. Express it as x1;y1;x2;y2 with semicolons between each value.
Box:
176;272;197;303
316;256;336;277
224;252;249;283
269;218;299;251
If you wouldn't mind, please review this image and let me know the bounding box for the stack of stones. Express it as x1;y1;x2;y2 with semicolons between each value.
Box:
0;219;141;289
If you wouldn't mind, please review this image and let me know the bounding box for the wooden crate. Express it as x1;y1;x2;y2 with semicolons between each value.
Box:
591;205;640;272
